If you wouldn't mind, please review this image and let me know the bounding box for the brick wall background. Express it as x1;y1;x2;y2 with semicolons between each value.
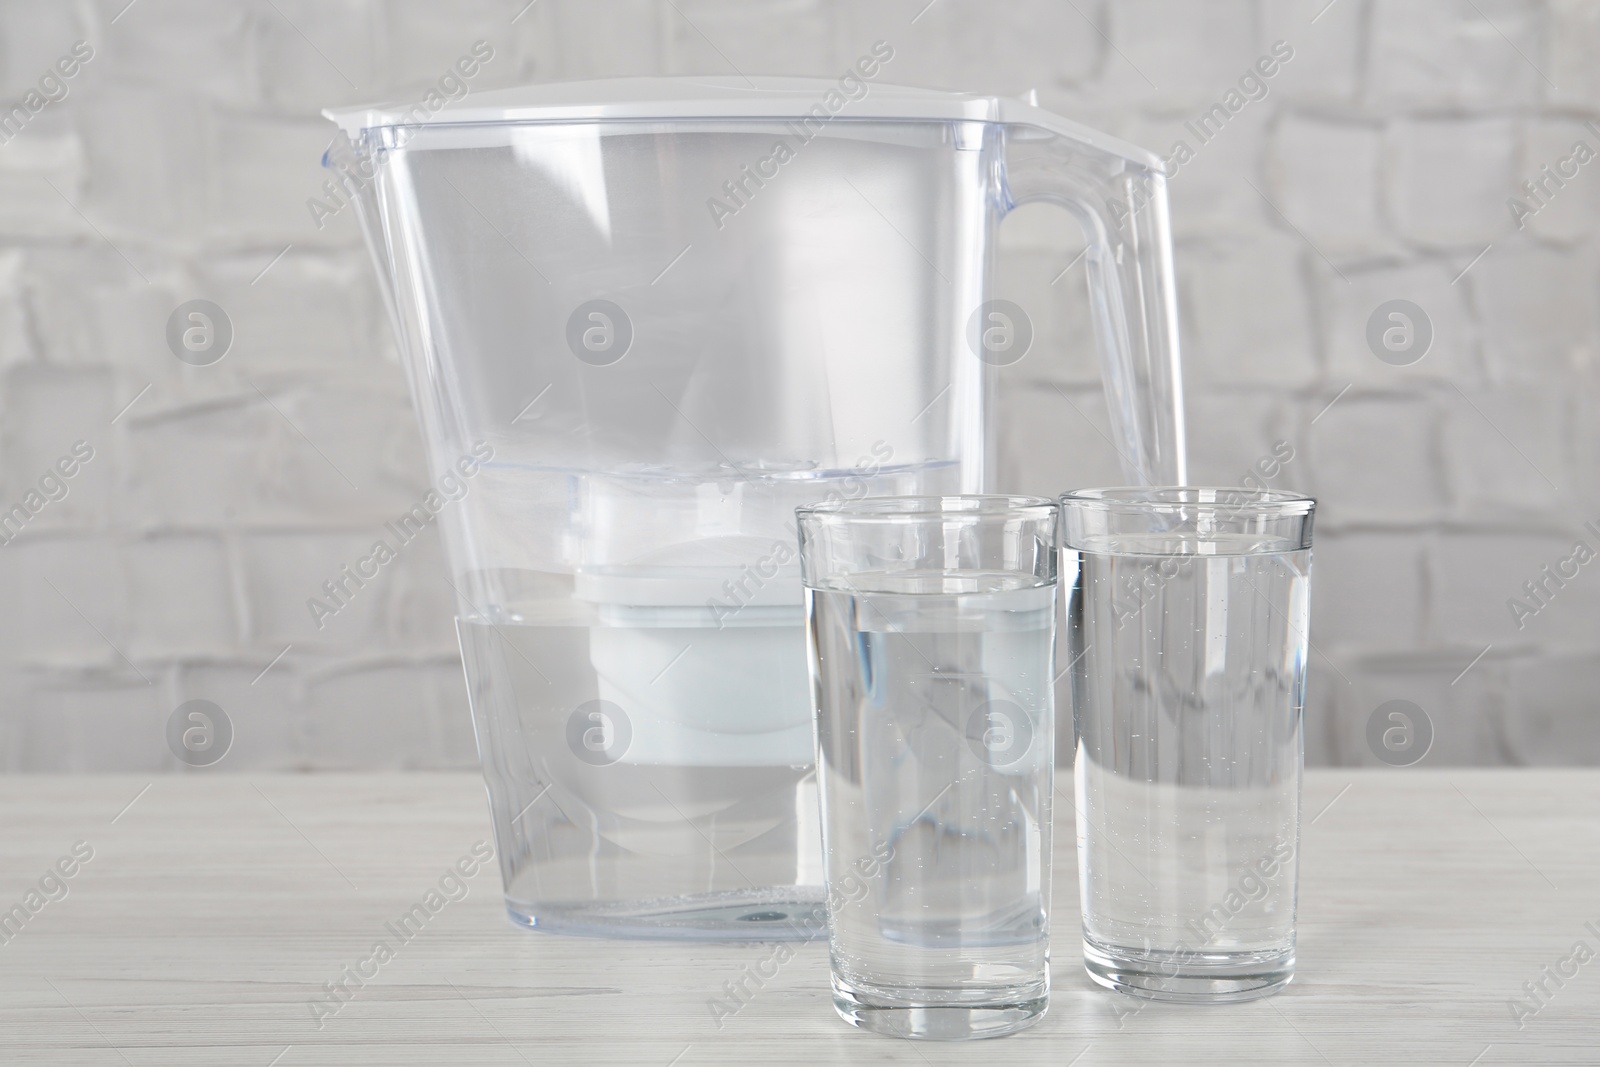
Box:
1;0;1595;771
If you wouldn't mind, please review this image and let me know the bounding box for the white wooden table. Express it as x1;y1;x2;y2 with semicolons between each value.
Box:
1;771;1596;1065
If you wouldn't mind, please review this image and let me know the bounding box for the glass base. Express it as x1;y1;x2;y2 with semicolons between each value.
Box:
1082;937;1293;1003
830;973;1047;1040
507;888;828;941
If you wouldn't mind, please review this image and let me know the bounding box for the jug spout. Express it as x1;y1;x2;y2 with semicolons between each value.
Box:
1001;118;1187;485
320;130;403;337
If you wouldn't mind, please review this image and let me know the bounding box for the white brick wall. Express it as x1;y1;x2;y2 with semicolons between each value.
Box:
0;0;1596;771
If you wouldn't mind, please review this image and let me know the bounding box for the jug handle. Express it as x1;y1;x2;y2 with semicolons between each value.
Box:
999;128;1188;485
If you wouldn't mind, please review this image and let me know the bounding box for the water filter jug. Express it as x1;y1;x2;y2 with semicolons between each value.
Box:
326;73;1186;938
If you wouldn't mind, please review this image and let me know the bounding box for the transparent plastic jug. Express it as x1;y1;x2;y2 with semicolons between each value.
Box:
325;75;1186;939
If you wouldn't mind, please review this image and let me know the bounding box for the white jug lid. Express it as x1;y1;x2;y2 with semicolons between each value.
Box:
322;75;1159;169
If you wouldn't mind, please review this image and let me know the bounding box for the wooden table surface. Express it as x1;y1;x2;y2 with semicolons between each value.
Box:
1;771;1596;1065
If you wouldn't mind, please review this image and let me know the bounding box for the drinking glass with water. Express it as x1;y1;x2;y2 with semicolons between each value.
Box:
1061;487;1315;1002
797;496;1058;1040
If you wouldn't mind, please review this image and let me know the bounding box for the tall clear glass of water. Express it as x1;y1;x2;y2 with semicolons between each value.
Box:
797;496;1058;1040
1061;488;1315;1002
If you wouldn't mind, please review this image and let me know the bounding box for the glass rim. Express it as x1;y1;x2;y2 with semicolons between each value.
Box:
796;493;1057;522
1060;486;1316;517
